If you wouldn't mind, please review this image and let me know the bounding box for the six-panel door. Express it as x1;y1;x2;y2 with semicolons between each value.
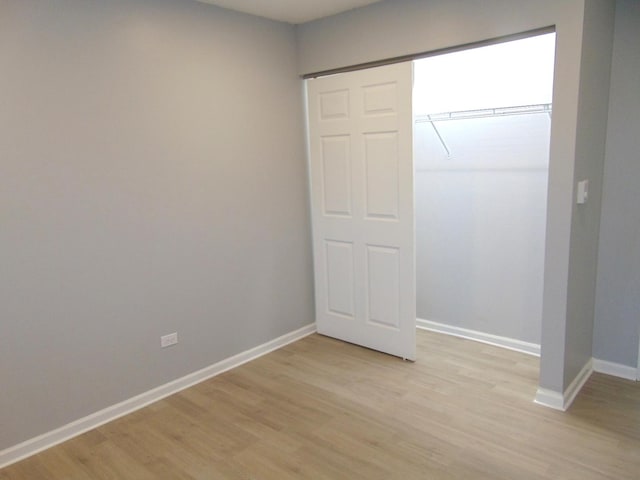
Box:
307;62;416;360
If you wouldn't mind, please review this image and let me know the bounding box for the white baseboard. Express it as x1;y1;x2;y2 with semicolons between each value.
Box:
533;387;565;410
414;319;596;412
593;358;638;381
560;358;594;410
416;320;638;407
0;323;317;470
416;318;540;357
534;358;593;411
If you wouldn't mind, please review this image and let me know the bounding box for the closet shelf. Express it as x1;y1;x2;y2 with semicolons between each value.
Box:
414;103;552;158
414;103;552;123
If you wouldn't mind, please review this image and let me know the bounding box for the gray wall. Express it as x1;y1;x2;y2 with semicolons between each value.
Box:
558;0;615;387
296;0;609;394
296;0;582;75
415;115;549;344
0;0;313;451
593;0;640;369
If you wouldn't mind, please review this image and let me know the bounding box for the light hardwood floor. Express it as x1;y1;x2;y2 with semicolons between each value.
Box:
2;330;639;479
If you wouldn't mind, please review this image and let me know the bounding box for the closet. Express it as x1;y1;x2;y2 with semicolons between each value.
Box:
414;33;556;348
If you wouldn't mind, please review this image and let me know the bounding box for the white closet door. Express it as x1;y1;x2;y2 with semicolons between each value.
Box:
307;62;416;360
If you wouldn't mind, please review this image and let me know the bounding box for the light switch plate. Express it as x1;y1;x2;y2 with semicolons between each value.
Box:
577;180;589;204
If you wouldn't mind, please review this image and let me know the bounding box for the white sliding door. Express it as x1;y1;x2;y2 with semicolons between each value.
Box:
306;62;416;360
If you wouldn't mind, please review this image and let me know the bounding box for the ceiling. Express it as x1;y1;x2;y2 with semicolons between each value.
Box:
194;0;383;24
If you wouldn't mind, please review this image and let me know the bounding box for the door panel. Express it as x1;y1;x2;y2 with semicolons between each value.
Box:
325;240;355;318
366;245;401;329
364;132;400;219
307;62;415;360
321;135;352;216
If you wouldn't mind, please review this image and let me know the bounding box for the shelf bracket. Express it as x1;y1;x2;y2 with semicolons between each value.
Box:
429;120;451;158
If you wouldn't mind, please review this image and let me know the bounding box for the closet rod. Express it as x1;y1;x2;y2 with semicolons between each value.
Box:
415;103;552;124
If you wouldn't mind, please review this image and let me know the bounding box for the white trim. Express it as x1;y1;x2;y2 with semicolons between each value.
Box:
593;358;637;381
561;358;593;410
534;359;593;411
416;318;540;356
0;323;317;470
533;387;564;410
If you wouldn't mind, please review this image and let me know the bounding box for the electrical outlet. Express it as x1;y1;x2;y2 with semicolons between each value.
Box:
161;332;178;348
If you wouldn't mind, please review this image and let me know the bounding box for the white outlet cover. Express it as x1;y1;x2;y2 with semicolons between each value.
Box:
161;332;178;348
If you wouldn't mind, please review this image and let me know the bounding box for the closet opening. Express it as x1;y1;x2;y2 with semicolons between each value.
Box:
413;33;556;355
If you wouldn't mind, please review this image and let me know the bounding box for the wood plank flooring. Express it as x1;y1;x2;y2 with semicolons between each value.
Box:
2;330;639;479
